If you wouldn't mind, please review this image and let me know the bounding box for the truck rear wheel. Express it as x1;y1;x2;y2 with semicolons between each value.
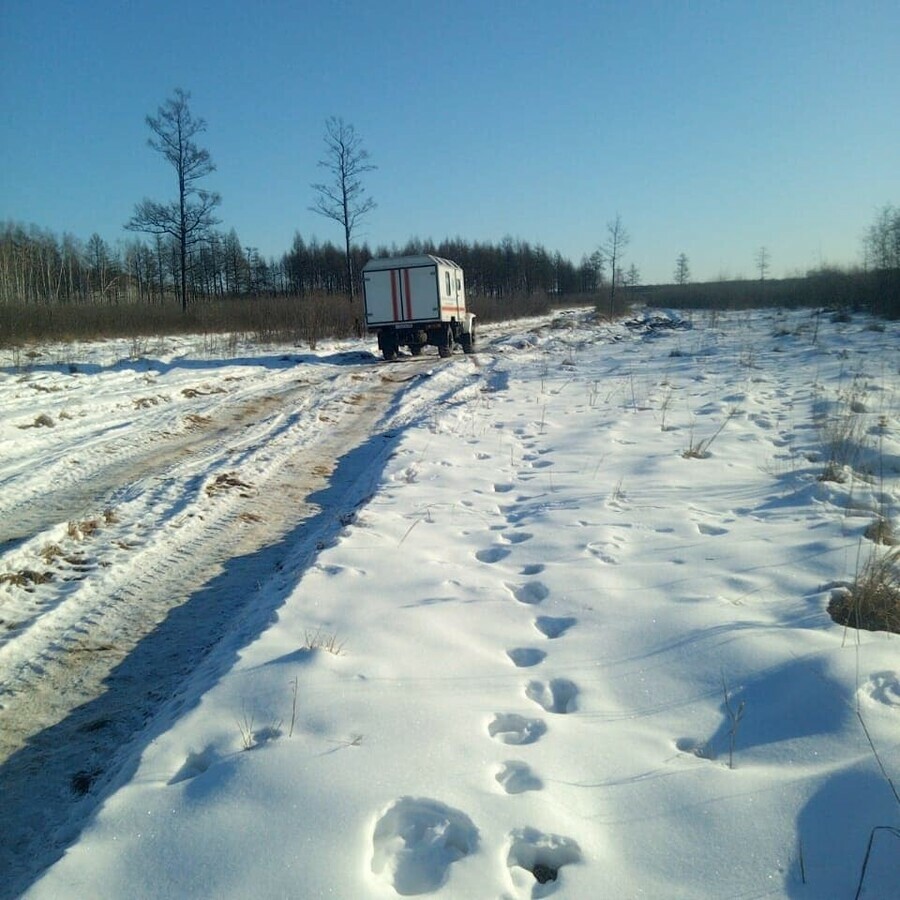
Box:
438;326;453;358
380;331;399;361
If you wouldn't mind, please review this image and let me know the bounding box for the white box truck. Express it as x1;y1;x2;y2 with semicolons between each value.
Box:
362;255;476;360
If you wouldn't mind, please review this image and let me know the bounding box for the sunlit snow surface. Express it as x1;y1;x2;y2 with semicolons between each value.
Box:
3;308;899;899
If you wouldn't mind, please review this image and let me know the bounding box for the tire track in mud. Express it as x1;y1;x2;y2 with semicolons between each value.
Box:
0;357;460;897
0;374;324;548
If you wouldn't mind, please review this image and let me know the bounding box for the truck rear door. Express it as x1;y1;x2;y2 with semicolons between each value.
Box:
405;265;439;321
364;264;438;325
362;269;396;325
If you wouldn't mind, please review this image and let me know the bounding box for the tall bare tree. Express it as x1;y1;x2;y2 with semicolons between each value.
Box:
674;252;690;285
603;214;630;317
126;89;220;311
310;117;376;299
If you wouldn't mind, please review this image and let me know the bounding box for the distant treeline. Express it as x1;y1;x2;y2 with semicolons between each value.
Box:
1;202;897;345
0;223;600;308
644;268;900;319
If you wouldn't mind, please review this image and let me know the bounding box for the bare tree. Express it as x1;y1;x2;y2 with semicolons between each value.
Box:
864;204;900;270
755;246;770;282
674;252;690;285
86;233;119;302
310;117;376;299
603;214;630;317
126;89;221;311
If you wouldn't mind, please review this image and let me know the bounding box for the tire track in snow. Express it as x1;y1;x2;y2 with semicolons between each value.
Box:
0;357;470;897
0;372;323;548
0;365;420;752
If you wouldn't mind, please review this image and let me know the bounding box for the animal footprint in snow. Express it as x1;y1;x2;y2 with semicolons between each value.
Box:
586;542;619;565
506;581;550;605
488;713;547;745
493;483;514;493
370;797;478;895
861;671;900;708
525;679;578;714
476;546;511;564
674;737;715;760
520;563;544;576
696;522;728;536
167;746;218;785
749;412;774;429
501;531;533;544
533;616;577;639
507;647;546;668
496;760;543;794
506;827;582;895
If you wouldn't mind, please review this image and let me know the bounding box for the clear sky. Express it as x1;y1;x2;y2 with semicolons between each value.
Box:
2;0;898;284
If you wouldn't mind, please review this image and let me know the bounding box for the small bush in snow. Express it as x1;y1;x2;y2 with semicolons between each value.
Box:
829;547;900;634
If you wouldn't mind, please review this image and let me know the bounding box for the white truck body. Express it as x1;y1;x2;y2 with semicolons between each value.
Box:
362;255;475;359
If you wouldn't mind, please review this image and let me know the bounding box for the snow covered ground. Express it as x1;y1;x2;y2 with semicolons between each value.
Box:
2;307;899;899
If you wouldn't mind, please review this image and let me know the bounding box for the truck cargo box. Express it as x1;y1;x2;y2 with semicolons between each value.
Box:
362;255;475;360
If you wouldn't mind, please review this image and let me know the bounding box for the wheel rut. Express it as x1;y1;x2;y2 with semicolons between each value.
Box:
0;359;437;897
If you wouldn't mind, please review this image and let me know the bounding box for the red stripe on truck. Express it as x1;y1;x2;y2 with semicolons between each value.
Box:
404;269;412;319
390;270;400;321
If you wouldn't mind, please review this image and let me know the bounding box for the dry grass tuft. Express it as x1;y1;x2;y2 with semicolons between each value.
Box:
41;543;65;563
0;569;54;587
181;386;225;398
67;518;100;539
17;413;56;429
133;396;163;409
205;471;253;496
185;413;213;428
818;460;848;484
819;404;868;479
683;408;739;459
829;547;900;634
864;517;896;546
304;628;346;655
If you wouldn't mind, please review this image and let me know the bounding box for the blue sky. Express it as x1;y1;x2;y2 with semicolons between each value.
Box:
2;0;898;283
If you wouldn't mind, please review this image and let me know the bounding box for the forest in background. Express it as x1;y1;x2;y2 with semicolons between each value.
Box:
0;225;600;308
1;202;897;347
